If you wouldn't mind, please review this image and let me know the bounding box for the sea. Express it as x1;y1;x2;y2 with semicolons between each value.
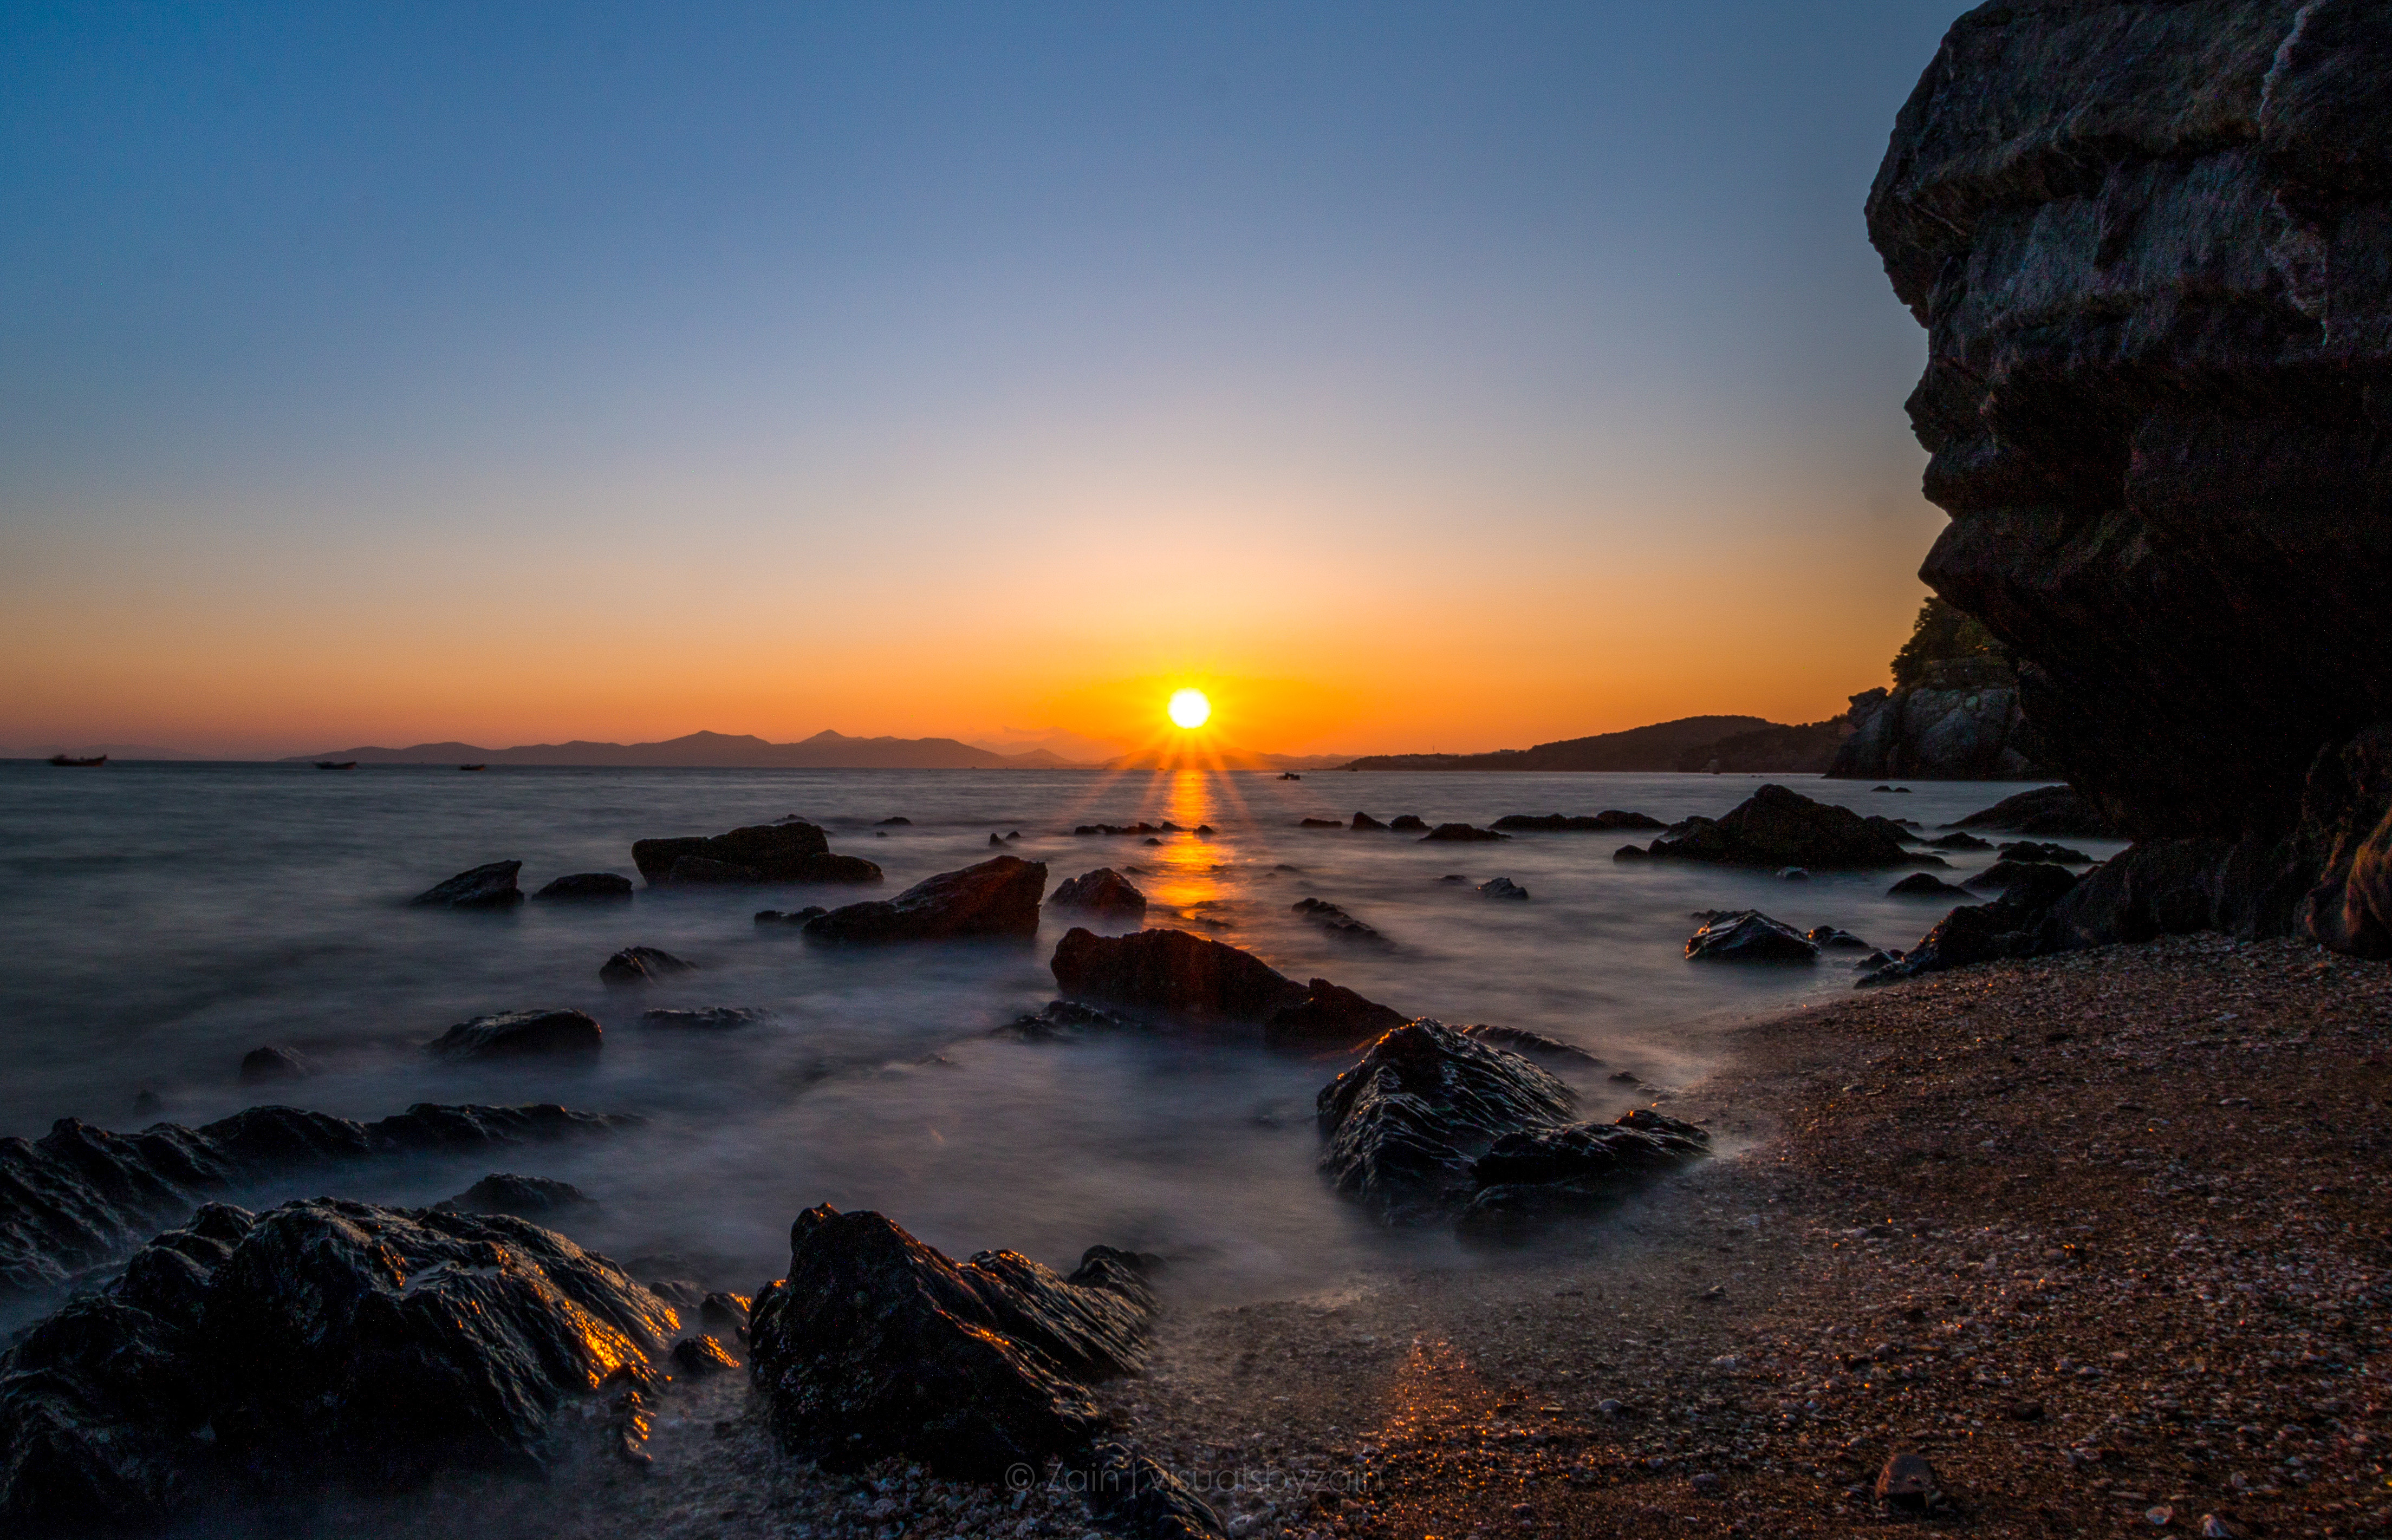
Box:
0;761;2116;1322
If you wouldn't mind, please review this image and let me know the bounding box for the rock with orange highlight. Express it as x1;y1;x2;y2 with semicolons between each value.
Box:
803;855;1047;942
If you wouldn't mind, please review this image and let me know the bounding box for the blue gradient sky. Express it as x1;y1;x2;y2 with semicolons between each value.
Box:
1;2;1962;756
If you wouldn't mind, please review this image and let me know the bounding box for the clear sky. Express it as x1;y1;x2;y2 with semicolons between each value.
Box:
1;2;1963;758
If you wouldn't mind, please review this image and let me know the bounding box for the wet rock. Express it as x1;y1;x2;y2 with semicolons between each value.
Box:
1261;980;1407;1051
994;999;1140;1041
1684;911;1819;963
755;905;829;925
989;833;1006;847
432;1173;595;1218
1050;868;1148;921
634;823;881;886
1874;1450;1938;1513
0;1199;674;1534
427;1009;604;1060
1477;877;1529;900
874;817;911;826
1420;823;1507;842
1889;872;1972;898
641;1006;770;1029
1436;873;1467;884
745;1204;1153;1478
531;872;633;900
1945;787;2117;839
1315;1020;1577;1222
1387;815;1429;832
1349;812;1388;831
1297;818;1341;829
1291;897;1389;944
408;860;524;909
1611;843;1650;862
699;1290;751;1335
803;856;1048;943
1805;926;1873;951
1457;1025;1601;1065
1858;949;1902;969
671;1334;741;1375
1459;1110;1711;1234
1998;841;2093;865
1491;811;1667;832
237;1046;311;1084
599;945;695;985
1083;1441;1227;1540
1645;785;1939;869
1050;928;1308;1022
1967;859;2079;895
1924;832;1993;851
1861;863;2085;986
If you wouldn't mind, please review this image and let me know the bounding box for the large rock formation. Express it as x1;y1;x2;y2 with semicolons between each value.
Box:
0;1102;634;1298
1631;785;1937;869
633;822;881;887
1868;1;2392;952
802;855;1046;942
1829;660;2040;781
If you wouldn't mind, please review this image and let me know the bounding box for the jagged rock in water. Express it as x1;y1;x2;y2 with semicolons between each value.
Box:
1965;859;2079;894
1297;817;1341;829
874;817;911;826
427;1008;604;1059
599;945;696;986
531;872;634;900
640;1006;770;1029
1261;980;1407;1051
1050;868;1148;921
1490;811;1666;832
1829;667;2040;782
994;999;1140;1041
1868;4;2392;951
1998;840;2094;865
1457;1024;1601;1065
1888;871;1973;898
1387;815;1429;833
1477;877;1529;901
0;1199;674;1535
1419;823;1507;843
803;856;1047;943
1050;928;1308;1022
433;1172;595;1218
746;1204;1153;1479
407;860;523;909
1924;831;1994;851
754;906;829;926
1349;812;1388;831
1805;926;1874;951
1291;896;1389;943
1684;911;1819;963
1315;1020;1577;1223
633;823;880;887
236;1046;311;1084
1458;1109;1712;1236
699;1290;751;1335
1944;786;2116;838
1642;785;1940;870
0;1102;633;1298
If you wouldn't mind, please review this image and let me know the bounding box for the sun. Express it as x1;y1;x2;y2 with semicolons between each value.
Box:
1167;688;1212;729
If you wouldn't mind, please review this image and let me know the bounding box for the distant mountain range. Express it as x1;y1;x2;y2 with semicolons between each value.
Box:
282;729;1096;769
1338;715;1790;772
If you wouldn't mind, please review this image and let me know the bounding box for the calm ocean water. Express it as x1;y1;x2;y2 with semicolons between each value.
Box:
0;762;2113;1314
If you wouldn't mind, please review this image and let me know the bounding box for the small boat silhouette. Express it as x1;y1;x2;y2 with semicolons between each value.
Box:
458;764;486;771
1278;771;1302;780
313;761;358;771
48;754;106;767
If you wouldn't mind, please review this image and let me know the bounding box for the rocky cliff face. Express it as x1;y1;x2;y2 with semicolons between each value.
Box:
1868;0;2392;953
1829;658;2042;780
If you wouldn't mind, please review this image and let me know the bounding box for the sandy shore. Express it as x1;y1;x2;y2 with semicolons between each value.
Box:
348;934;2390;1540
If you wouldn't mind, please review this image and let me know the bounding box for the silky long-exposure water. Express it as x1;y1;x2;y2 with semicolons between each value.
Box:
0;762;2109;1322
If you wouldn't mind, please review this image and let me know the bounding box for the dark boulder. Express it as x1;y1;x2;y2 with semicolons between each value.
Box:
994;1000;1140;1042
1945;787;2117;839
1611;843;1650;862
641;1007;770;1029
0;1199;674;1534
1457;1025;1601;1066
1291;897;1389;944
1924;832;1993;851
1261;980;1407;1051
755;906;829;926
407;860;523;910
237;1046;311;1084
599;945;696;985
1050;928;1307;1022
1315;1020;1576;1223
1387;815;1428;833
1050;868;1148;921
1458;1109;1711;1235
1491;811;1666;832
672;1334;741;1376
1998;841;2092;865
0;1102;633;1299
1297;818;1341;829
1646;785;1938;869
1349;812;1388;831
1889;871;1972;898
874;817;912;826
1862;864;2087;986
432;1173;595;1219
634;824;881;887
1965;861;2081;898
1805;926;1873;951
427;1009;604;1059
803;856;1047;943
531;872;634;900
745;1204;1152;1479
1420;823;1507;842
1477;877;1529;900
1684;911;1819;963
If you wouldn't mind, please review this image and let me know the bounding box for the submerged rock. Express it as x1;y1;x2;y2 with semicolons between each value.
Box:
531;872;634;900
599;945;696;986
633;823;881;887
1387;815;1429;833
1490;812;1666;832
432;1173;596;1218
1642;785;1938;869
1923;832;1993;851
1291;896;1389;944
1349;812;1388;831
1477;877;1529;901
754;905;829;926
1050;868;1148;921
803;856;1047;943
1261;980;1407;1051
1420;823;1507;843
1997;841;2094;866
236;1046;311;1084
641;1007;770;1029
994;999;1141;1041
1316;1020;1577;1222
1684;911;1819;963
427;1009;605;1059
0;1199;675;1535
408;860;524;909
1888;871;1972;898
746;1204;1153;1479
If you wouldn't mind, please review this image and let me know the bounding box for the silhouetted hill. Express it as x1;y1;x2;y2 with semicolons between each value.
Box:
1341;715;1777;772
283;729;1096;769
